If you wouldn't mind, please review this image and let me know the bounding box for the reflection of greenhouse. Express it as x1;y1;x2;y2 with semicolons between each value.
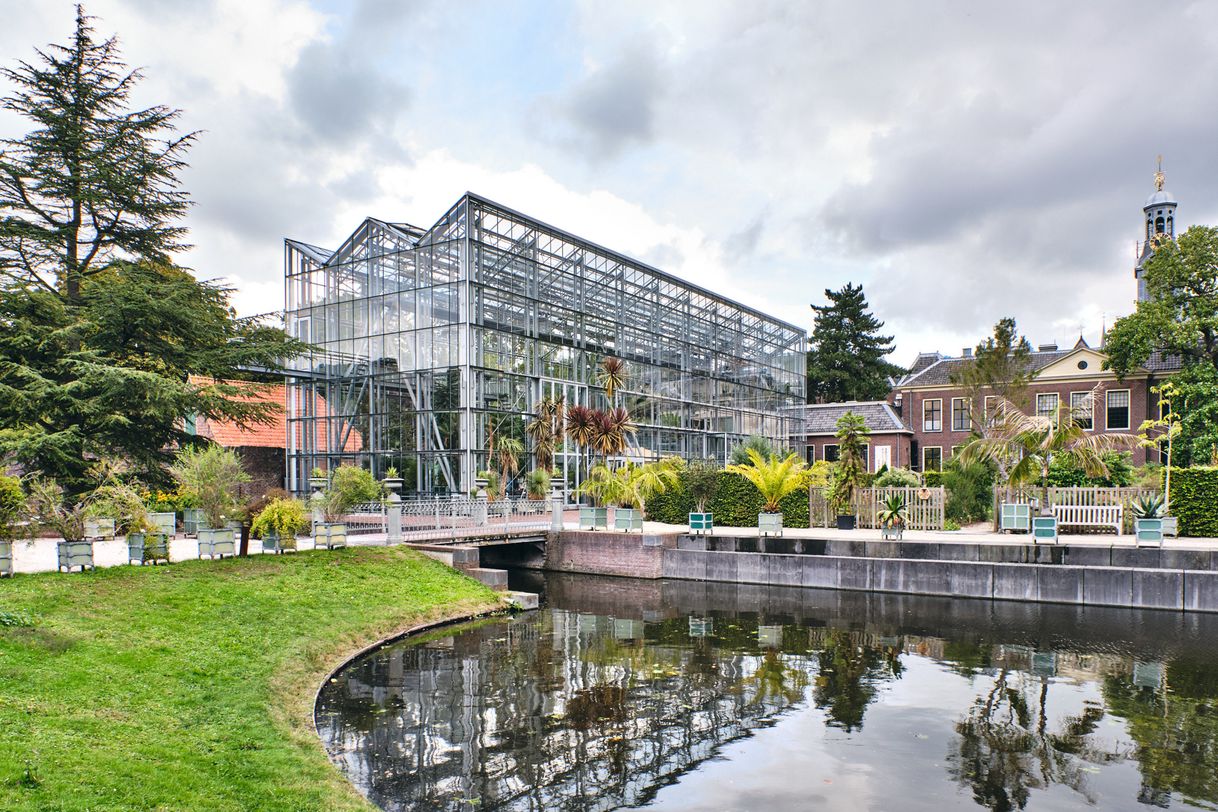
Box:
283;194;806;494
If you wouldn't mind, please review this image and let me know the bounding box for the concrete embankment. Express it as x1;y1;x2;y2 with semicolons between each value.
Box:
543;531;1218;613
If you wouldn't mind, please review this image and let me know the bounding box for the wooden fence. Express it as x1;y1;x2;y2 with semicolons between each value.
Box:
991;486;1159;533
810;486;946;530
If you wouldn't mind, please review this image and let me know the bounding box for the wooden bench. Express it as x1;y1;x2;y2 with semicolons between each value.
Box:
1052;504;1123;535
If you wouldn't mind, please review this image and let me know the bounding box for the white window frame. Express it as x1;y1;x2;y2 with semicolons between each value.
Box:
922;445;943;472
1070;390;1093;431
873;444;892;472
1036;392;1059;420
1106;389;1131;431
951;397;971;432
923;398;943;433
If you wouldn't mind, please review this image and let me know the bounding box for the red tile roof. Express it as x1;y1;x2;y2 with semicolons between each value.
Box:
189;378;362;452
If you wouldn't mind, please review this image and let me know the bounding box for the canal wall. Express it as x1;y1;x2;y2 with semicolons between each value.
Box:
545;531;1218;613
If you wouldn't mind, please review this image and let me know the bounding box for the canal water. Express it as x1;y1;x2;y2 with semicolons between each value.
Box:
316;572;1218;811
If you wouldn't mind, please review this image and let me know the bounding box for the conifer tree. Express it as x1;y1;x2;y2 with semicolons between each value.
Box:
806;283;900;403
0;6;194;301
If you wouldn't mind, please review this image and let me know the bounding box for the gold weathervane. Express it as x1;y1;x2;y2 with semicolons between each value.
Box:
1154;154;1165;192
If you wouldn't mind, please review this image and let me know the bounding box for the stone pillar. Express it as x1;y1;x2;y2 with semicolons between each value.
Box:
551;483;565;532
386;492;402;545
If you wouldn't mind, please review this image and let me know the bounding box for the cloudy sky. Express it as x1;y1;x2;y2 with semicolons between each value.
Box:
3;0;1216;366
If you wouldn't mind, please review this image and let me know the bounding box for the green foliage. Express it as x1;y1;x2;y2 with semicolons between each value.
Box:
250;498;309;542
24;476;87;542
525;468;552;500
86;481;154;535
578;459;681;510
923;469;943;488
877;494;907;528
942;459;996;524
645;470;811;529
329;465;382;507
1162;364;1218;467
143;485;198;515
873;467;920;488
949;317;1034;414
682;459;721;513
1106;225;1218;375
170;445;249;529
0;473;24;541
0;546;496;810
806;282;901;403
730;435;786;466
726;450;808;513
0;609;34;628
829;412;869;513
1170;467;1218;537
1131;493;1165;520
943;518;961;531
1045;451;1134;487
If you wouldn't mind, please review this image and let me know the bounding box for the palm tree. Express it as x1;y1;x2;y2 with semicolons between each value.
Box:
526;398;556;470
592;406;637;461
496;437;523;495
598;356;627;404
725;449;808;513
957;384;1140;510
565;404;597;466
577;458;682;512
576;464;631;508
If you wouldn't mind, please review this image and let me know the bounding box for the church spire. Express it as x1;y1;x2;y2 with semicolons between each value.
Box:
1135;155;1178;303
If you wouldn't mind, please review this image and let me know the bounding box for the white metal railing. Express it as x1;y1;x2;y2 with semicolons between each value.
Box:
347;497;553;541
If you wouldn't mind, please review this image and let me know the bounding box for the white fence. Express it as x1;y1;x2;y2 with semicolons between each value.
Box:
809;487;946;530
345;497;553;541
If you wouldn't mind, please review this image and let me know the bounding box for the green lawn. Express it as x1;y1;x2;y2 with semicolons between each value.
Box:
0;546;500;811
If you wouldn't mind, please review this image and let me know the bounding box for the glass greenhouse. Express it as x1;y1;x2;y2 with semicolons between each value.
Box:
283;193;806;495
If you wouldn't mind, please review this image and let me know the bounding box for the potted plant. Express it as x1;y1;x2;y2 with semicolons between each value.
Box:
251;497;309;554
0;474;25;577
28;478;93;572
308;466;328;491
725;449;808;537
828;412;870;530
312;464;379;549
598;458;681;533
1132;494;1166;546
684;459;720;535
170;445;250;560
878;494;908;541
1139;382;1181;538
381;465;403;494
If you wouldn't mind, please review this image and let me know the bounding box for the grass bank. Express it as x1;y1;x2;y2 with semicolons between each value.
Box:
0;546;501;811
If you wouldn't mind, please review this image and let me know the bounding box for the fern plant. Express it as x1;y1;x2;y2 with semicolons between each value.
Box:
725;449;807;513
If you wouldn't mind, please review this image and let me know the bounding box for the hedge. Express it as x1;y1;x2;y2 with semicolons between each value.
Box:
1170;466;1218;538
645;471;810;529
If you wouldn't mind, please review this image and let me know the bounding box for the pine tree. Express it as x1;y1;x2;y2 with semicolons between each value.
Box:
806;283;900;403
0;6;194;301
951;317;1035;417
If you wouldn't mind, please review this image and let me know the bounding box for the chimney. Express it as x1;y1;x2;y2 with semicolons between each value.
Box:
1038;342;1058;352
962;347;973;358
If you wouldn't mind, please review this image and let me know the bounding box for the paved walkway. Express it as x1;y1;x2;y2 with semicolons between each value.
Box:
7;520;1217;576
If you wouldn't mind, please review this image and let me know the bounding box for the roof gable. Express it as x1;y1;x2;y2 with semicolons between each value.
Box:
1033;348;1112;380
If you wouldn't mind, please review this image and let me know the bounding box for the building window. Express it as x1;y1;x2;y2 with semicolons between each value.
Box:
1106;389;1130;430
923;446;943;472
823;444;840;462
1036;393;1059;421
983;395;999;424
805;445;816;465
951;397;970;432
1070;391;1093;430
923;399;942;432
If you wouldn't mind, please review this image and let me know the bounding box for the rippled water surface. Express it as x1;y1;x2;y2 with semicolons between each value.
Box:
316;572;1218;811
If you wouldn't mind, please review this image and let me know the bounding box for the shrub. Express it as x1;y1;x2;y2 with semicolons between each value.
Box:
86;482;155;535
874;467;920;488
1046;451;1134;487
943;518;961;531
923;469;943;488
729;435;789;465
1170;467;1218;537
682;459;721;513
171;445;250;529
250;497;310;543
0;474;24;542
943;460;996;524
329;465;383;506
525;469;552;500
644;470;811;529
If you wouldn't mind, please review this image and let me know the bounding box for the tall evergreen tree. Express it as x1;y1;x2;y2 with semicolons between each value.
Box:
806;283;900;403
951;317;1035;421
0;6;194;301
0;9;305;493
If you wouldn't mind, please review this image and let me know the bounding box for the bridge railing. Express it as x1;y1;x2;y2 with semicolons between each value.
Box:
348;497;553;542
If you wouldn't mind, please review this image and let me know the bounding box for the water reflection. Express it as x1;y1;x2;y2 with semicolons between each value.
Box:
316;573;1218;811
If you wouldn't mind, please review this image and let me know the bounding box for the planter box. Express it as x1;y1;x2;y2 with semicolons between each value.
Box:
84;518;115;540
881;522;904;541
689;512;713;535
614;508;643;532
835;514;856;531
149;512;176;536
1032;516;1058;544
1134;518;1165;547
759;512;784;537
183;509;206;537
579;507;608;531
1000;503;1032;533
197;527;236;559
0;541;11;577
260;531;298;554
128;532;170;565
1162;516;1178;538
57;540;94;572
314;522;347;550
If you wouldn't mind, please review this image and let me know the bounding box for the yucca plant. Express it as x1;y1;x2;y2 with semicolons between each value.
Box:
598;356;627;403
525;468;552;500
877;494;907;528
1131;493;1165;520
725;449;808;513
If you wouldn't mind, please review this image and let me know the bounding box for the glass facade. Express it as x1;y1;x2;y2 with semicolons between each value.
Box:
283;194;805;495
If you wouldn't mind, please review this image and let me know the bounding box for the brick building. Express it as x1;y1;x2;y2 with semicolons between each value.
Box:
787;401;912;471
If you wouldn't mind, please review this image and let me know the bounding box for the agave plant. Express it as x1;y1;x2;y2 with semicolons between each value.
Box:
877;494;907;528
1131;493;1165;520
725;449;808;513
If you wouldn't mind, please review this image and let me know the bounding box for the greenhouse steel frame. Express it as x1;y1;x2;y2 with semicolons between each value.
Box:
283;193;806;496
